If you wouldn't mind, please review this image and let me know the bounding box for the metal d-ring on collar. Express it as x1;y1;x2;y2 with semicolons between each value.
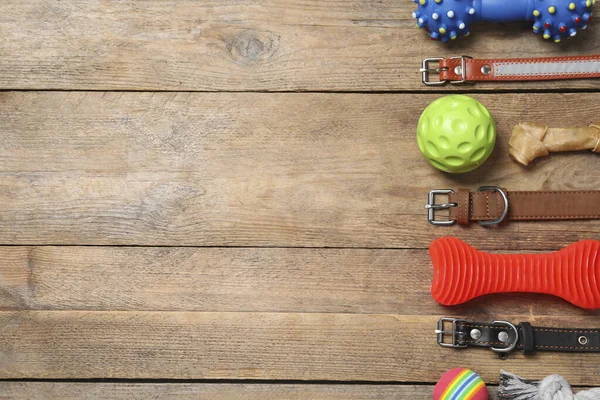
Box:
476;186;509;226
426;186;509;226
490;320;519;353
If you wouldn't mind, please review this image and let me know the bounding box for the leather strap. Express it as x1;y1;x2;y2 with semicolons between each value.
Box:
447;188;600;225
438;55;600;83
447;319;600;354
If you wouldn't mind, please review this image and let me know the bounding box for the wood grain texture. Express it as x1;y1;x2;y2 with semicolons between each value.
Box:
2;0;598;393
0;0;598;91
1;246;597;316
0;382;594;400
0;382;503;400
1;312;599;384
1;91;598;248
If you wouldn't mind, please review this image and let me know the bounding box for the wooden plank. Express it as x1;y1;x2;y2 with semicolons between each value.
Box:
0;382;504;399
1;246;597;316
0;312;599;384
0;382;595;399
1;91;598;248
0;1;598;91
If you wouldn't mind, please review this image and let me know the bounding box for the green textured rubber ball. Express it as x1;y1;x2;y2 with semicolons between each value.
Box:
417;95;496;173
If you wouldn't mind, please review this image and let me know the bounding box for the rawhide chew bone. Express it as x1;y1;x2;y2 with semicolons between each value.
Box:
509;121;600;166
413;0;595;42
430;237;600;309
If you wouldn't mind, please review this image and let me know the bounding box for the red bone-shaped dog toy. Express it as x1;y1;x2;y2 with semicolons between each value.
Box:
430;237;600;309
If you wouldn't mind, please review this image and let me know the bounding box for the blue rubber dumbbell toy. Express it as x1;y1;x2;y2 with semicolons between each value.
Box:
413;0;595;42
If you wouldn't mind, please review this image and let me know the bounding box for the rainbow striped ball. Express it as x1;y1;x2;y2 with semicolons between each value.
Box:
433;368;488;400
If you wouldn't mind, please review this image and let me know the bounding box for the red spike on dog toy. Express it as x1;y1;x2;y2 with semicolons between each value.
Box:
430;237;600;309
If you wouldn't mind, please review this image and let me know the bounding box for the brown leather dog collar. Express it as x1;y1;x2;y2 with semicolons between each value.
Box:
426;186;600;226
421;55;600;85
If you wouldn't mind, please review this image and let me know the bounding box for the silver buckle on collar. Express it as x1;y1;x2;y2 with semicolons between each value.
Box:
435;318;467;348
426;189;457;226
420;57;447;86
420;56;472;86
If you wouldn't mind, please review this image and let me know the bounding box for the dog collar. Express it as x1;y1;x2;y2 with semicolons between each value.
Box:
426;187;600;226
421;55;600;85
436;318;600;354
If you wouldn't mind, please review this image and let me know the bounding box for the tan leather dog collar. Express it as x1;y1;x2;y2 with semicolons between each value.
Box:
421;55;600;85
426;186;600;226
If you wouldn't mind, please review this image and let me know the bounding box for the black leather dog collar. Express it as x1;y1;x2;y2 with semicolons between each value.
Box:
436;318;600;354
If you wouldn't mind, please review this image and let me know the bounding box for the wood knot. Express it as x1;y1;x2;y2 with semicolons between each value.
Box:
226;30;279;64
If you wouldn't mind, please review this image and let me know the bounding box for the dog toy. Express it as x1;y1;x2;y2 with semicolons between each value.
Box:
433;368;488;400
417;95;496;173
509;121;600;166
499;370;600;399
429;237;600;309
413;0;595;42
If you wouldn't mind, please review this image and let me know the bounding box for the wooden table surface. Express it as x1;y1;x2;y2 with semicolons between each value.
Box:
1;1;599;398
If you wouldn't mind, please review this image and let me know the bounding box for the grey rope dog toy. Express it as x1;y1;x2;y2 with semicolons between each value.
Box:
498;370;600;400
